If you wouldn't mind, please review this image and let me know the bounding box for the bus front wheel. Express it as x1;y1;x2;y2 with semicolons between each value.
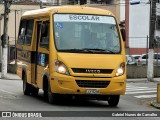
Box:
108;95;120;107
48;86;55;104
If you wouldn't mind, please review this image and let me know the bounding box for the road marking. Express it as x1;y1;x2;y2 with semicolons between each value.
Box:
126;88;156;92
126;84;157;99
126;87;148;89
125;90;156;95
0;89;16;96
134;94;156;98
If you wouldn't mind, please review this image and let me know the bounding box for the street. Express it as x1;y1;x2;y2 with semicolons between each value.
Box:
0;76;159;120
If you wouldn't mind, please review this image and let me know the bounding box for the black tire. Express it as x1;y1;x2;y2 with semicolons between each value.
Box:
108;95;120;107
43;81;55;103
23;74;31;95
31;87;39;96
48;85;56;104
43;79;59;104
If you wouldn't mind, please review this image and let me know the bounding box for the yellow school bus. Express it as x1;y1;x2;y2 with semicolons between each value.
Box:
16;5;126;106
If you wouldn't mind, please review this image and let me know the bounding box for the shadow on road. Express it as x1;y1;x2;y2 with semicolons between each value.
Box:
25;91;119;109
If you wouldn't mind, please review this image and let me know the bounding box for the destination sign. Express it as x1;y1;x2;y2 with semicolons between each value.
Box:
54;14;116;24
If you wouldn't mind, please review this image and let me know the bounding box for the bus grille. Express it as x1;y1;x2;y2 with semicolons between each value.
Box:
72;68;113;74
76;80;110;88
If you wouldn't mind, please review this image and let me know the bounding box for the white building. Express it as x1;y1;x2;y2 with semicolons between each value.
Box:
121;0;160;54
129;0;150;54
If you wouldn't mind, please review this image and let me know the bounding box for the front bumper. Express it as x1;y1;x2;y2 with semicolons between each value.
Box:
50;72;126;95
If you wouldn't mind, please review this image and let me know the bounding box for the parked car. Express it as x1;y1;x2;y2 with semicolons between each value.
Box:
131;54;141;63
131;54;141;60
137;53;160;66
126;55;136;65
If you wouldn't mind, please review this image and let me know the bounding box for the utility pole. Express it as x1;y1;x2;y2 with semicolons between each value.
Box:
125;0;129;49
147;0;156;81
0;14;3;64
1;0;12;78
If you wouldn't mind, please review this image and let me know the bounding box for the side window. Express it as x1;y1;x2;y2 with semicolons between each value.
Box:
40;21;49;49
17;19;34;45
142;55;148;59
17;20;26;44
24;20;34;45
154;54;157;59
158;54;160;59
156;16;160;30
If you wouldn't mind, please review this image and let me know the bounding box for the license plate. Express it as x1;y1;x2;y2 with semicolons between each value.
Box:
86;89;100;94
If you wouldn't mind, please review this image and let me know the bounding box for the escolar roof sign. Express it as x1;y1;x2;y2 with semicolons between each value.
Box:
54;14;116;24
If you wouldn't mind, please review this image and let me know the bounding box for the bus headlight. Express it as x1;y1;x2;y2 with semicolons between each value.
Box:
54;60;70;75
115;63;125;77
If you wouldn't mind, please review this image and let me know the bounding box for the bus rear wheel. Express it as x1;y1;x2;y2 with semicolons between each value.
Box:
23;74;31;95
31;87;39;96
108;95;120;107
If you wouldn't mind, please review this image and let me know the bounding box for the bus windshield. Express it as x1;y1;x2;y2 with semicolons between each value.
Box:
54;14;120;54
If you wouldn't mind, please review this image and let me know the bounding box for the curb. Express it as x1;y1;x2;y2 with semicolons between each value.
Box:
150;100;160;109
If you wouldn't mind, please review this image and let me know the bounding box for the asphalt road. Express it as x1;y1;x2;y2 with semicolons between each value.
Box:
0;79;159;120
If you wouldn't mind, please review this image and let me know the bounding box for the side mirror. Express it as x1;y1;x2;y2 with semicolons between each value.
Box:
120;28;126;41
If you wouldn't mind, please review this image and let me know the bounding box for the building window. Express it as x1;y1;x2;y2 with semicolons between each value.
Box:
156;16;160;30
157;0;160;3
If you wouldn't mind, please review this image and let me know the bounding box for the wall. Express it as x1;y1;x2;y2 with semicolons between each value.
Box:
0;64;16;73
127;65;160;78
0;4;40;44
88;3;120;23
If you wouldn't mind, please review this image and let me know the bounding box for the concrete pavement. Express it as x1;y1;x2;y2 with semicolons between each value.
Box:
0;73;21;80
127;78;160;109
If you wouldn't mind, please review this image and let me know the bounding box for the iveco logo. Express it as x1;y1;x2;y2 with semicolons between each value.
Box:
86;69;101;73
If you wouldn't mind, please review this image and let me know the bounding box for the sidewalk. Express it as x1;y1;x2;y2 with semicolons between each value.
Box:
151;100;160;109
0;73;21;80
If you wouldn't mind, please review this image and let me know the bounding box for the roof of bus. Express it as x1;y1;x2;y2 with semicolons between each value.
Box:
22;5;114;18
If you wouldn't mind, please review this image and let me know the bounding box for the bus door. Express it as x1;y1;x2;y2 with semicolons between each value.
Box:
32;19;49;86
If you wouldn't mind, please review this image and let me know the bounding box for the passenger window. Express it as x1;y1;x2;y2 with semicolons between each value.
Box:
17;20;26;44
24;20;34;45
17;19;34;45
40;21;49;49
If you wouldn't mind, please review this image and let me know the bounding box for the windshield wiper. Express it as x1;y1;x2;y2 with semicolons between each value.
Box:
59;48;117;54
82;48;116;54
58;49;93;53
